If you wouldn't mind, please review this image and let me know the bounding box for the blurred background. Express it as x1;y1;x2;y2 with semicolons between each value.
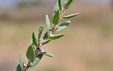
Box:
0;0;113;71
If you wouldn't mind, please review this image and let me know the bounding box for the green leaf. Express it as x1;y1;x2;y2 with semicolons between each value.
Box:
30;54;43;68
52;10;60;25
41;32;49;43
38;26;45;37
43;32;48;40
19;53;24;70
49;34;64;40
32;32;38;48
46;15;50;31
38;52;54;57
30;39;33;45
42;52;54;57
26;45;35;61
56;21;70;31
16;64;21;71
58;0;62;11
33;70;37;71
30;39;35;51
41;39;51;44
12;69;15;71
53;2;59;16
65;0;75;9
63;13;79;19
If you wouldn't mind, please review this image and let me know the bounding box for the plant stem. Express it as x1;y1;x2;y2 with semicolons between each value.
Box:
60;6;66;19
23;5;66;71
23;60;31;71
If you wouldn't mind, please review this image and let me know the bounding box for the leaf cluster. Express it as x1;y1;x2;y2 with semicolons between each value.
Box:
14;0;79;71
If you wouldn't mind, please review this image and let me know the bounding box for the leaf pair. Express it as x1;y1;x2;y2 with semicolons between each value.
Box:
56;21;70;31
53;0;78;25
26;44;54;67
32;25;45;48
52;0;63;25
53;0;62;14
54;0;75;12
30;52;54;68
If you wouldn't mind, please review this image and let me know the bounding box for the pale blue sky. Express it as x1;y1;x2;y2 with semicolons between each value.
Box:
0;0;18;8
0;0;56;8
0;0;111;8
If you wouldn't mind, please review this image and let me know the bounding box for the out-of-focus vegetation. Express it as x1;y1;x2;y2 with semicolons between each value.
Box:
18;1;44;9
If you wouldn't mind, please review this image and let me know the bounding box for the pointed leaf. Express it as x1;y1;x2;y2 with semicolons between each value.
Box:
32;32;38;48
16;64;21;71
58;0;62;11
43;32;48;40
19;53;24;70
53;2;59;16
32;44;36;52
41;39;51;44
56;21;70;31
26;45;35;61
42;52;54;57
63;13;79;19
52;10;60;25
30;39;33;45
46;15;50;31
38;52;54;57
38;26;44;37
30;40;35;51
12;69;15;71
49;34;64;40
33;70;37;71
65;0;75;9
30;54;43;68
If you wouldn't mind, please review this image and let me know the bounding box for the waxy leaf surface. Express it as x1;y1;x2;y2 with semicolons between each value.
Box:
49;34;64;40
26;45;35;61
58;0;62;11
32;32;38;48
30;54;43;67
46;15;50;31
65;0;75;9
63;13;79;19
56;21;70;31
16;64;21;71
52;10;60;25
19;53;24;70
